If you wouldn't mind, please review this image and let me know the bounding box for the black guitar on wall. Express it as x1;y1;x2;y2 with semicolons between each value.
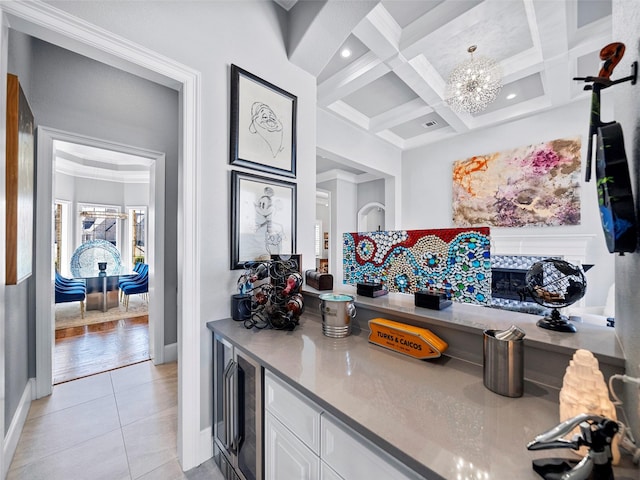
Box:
576;42;638;254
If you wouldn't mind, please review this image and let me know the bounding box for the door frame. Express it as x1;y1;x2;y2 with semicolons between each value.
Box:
39;127;166;372
0;1;204;470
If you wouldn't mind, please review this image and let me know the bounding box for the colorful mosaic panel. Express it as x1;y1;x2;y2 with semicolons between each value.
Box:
343;228;491;305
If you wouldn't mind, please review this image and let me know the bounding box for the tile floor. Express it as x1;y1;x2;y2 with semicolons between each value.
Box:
8;361;224;480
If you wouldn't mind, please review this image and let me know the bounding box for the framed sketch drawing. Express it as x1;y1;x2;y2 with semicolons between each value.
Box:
230;64;297;177
6;74;34;285
231;170;297;269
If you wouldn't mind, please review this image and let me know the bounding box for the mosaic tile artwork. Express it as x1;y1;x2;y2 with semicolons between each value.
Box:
452;137;581;227
343;227;491;305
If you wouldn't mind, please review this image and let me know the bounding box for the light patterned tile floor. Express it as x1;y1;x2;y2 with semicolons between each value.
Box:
8;361;224;480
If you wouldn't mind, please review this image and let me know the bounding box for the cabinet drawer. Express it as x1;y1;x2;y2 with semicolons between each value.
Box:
321;414;419;480
265;413;320;480
265;370;322;454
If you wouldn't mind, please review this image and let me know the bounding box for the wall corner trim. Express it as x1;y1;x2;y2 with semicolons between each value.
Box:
3;378;35;477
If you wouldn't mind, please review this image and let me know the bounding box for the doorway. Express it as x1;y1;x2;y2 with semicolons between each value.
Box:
50;137;161;383
2;2;201;470
40;128;166;385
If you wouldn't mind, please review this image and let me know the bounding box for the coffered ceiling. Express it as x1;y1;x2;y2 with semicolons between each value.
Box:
280;0;614;158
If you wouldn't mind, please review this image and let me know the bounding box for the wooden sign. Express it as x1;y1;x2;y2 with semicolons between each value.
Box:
368;318;448;360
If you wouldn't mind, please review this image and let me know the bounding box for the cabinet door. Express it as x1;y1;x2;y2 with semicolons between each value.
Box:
321;414;419;480
265;370;322;454
321;461;344;480
265;412;319;480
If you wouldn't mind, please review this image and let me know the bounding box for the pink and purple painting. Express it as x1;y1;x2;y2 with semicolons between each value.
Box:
452;137;581;227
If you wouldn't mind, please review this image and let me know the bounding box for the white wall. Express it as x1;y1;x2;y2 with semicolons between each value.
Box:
47;0;317;434
612;0;640;440
402;99;614;307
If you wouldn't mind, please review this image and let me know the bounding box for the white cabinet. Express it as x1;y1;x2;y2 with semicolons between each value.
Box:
265;412;320;480
321;414;419;480
321;461;344;480
264;369;420;480
265;370;322;454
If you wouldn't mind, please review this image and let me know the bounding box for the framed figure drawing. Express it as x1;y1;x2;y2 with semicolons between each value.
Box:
230;64;297;177
231;170;297;269
6;74;34;285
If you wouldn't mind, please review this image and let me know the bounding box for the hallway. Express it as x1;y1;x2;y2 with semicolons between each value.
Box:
7;361;221;479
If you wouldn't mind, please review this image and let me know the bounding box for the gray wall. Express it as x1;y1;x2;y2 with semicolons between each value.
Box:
613;0;640;441
4;28;178;433
5;30;34;436
28;34;179;346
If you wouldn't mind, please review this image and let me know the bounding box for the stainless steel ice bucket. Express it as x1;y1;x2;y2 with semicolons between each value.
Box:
319;293;356;338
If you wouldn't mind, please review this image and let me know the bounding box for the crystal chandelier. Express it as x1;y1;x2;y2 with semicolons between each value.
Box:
445;45;502;114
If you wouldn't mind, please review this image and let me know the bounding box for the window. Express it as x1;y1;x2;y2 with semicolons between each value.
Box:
54;200;71;274
315;220;321;257
79;204;122;248
128;207;146;266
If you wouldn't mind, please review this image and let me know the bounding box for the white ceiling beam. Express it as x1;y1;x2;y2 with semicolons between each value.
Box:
325;100;370;131
352;3;401;61
375;130;405;150
401;55;472;134
470;95;553;128
401;126;460;151
369;98;433;133
317;52;389;107
287;0;377;77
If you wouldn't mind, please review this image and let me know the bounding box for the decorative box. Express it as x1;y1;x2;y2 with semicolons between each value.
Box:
414;289;452;310
357;282;388;298
305;270;333;290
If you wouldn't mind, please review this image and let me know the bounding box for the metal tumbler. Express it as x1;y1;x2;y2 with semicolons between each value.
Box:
483;327;524;397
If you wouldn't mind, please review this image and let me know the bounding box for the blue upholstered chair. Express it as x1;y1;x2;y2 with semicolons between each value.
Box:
119;263;148;301
55;270;85;289
120;263;148;311
55;274;87;318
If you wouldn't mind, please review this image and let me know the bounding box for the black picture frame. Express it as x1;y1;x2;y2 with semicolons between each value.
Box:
231;170;297;270
230;64;297;178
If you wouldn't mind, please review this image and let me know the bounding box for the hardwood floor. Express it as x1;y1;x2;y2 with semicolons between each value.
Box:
54;316;150;384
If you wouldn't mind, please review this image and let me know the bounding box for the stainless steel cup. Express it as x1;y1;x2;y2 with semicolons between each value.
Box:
483;328;524;397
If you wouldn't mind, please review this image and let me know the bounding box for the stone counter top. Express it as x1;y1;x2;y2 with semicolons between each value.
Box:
207;316;636;480
302;285;626;389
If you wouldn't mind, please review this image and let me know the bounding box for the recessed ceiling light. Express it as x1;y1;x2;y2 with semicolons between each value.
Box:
506;93;517;100
340;48;352;59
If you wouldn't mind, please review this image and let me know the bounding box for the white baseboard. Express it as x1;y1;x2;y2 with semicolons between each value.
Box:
4;378;35;476
196;426;213;468
164;342;178;363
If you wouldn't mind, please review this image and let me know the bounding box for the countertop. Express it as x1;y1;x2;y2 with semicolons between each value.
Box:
207;316;637;480
302;285;626;367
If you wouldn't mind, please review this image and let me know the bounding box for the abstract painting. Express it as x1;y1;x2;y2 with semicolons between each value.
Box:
6;74;34;285
452;137;581;227
343;228;491;305
230;64;297;177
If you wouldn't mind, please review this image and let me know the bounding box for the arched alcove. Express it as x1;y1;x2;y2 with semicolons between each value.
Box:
357;202;385;232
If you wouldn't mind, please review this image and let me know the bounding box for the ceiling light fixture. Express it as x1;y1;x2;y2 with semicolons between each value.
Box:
445;45;502;114
506;93;517;100
340;48;352;59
